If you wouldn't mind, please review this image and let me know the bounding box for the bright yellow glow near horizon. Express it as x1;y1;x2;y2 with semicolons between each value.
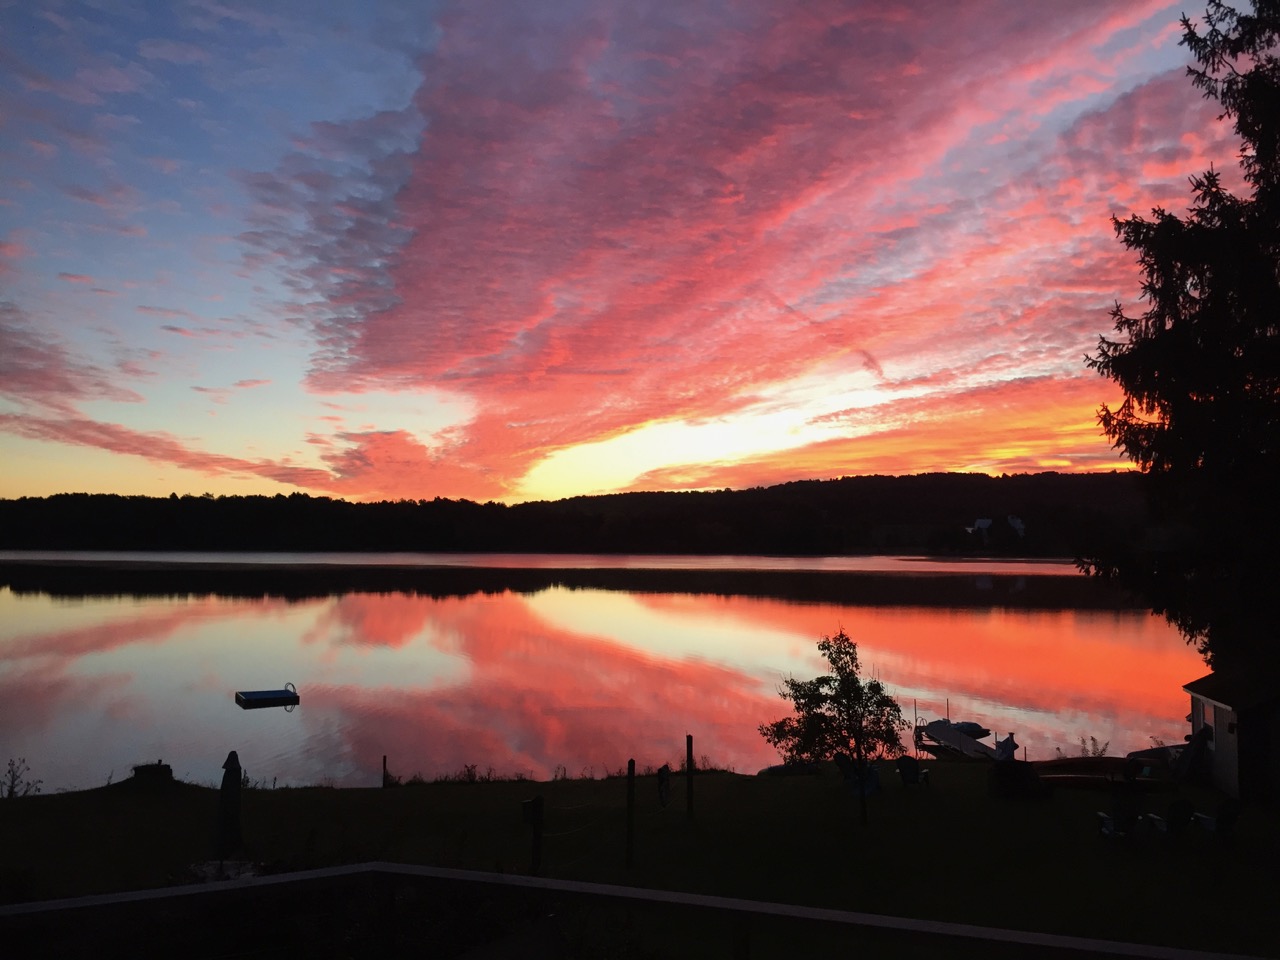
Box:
516;409;833;500
514;370;895;500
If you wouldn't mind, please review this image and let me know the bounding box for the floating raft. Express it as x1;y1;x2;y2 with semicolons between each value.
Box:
235;682;299;710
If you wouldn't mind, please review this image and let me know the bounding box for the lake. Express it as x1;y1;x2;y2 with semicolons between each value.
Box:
0;553;1206;791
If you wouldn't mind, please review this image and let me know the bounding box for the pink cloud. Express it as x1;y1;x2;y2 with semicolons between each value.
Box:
0;3;1239;502
0;304;145;408
319;429;507;501
192;385;230;404
5;47;153;106
73;61;152;97
0;238;30;273
139;305;197;320
137;38;213;65
25;139;58;158
95;223;148;238
147;156;182;174
0;394;492;500
191;379;271;405
117;356;158;379
186;0;282;34
224;2;1231;500
0;411;339;490
62;180;142;215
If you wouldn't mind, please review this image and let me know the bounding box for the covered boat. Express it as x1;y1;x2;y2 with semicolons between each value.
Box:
914;719;999;760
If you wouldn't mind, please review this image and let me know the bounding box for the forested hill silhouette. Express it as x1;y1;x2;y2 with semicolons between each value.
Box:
0;472;1144;557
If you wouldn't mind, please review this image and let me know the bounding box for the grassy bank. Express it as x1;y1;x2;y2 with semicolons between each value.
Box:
2;761;1275;957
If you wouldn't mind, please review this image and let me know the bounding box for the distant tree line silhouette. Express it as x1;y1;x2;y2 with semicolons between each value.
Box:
0;472;1145;557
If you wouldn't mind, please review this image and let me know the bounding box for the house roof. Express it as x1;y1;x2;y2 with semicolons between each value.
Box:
1183;670;1280;711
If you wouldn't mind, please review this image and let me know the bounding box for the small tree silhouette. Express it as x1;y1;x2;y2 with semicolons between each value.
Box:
1055;736;1110;759
3;758;42;799
759;630;908;765
760;630;907;823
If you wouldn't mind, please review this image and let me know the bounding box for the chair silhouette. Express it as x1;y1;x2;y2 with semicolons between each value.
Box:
896;754;930;786
1146;796;1194;838
1193;798;1240;840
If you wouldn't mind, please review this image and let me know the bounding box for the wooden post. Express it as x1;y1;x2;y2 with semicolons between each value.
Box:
217;750;242;860
686;734;694;821
626;758;636;868
913;699;919;759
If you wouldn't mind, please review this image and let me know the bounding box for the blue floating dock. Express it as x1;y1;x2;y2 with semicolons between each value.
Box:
235;683;299;710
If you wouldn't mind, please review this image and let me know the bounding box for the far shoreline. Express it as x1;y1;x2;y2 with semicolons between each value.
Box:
0;552;1134;610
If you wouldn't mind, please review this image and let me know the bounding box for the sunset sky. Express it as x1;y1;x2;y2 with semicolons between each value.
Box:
0;1;1241;503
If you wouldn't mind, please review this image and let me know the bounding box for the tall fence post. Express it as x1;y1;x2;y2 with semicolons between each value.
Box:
217;749;242;860
626;758;636;868
686;734;694;821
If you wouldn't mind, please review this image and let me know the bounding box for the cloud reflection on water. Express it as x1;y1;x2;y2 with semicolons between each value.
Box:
0;580;1204;789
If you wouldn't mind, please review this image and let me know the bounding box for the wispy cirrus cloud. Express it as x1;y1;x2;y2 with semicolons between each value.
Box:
137;38;212;65
0;304;145;409
0;239;30;275
224;0;1234;499
5;44;153;106
138;305;198;320
191;378;270;405
0;1;1245;500
0;411;336;490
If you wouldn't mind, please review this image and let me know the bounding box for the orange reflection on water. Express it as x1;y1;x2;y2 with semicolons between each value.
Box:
308;590;780;782
0;582;1205;789
626;592;1202;760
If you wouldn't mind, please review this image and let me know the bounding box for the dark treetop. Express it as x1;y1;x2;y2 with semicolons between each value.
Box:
1084;1;1280;670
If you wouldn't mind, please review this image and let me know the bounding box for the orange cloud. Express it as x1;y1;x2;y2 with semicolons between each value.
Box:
0;2;1243;502
628;376;1132;490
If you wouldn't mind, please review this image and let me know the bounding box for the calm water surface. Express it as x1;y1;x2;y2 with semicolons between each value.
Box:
0;553;1205;790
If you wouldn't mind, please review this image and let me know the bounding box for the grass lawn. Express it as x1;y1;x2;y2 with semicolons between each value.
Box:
2;761;1275;957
